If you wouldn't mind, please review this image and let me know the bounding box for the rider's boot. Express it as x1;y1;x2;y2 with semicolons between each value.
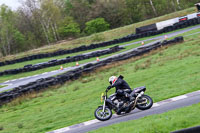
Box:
129;91;136;102
129;95;135;102
116;101;124;115
116;107;123;115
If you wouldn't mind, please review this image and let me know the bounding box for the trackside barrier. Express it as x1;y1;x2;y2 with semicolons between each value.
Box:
171;125;200;133
138;12;200;34
0;46;123;76
0;36;184;106
0;12;199;67
136;23;157;34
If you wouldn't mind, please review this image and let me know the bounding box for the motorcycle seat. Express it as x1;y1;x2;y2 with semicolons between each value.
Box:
133;86;146;93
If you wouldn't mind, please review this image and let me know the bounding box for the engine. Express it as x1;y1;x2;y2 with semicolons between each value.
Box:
113;99;124;108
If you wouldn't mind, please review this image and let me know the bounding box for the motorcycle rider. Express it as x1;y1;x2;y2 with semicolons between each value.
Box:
107;75;135;113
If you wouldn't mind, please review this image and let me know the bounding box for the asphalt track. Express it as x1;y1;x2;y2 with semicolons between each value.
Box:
0;25;200;93
48;90;200;133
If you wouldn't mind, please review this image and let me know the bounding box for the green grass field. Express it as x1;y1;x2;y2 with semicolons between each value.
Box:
0;30;199;133
89;103;200;133
0;7;196;62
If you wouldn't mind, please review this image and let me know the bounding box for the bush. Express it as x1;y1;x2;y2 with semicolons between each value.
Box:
84;18;110;35
13;30;26;51
58;17;80;38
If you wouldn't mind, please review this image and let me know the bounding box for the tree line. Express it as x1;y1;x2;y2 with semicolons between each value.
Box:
0;0;199;56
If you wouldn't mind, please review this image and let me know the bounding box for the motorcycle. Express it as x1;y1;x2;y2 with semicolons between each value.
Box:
94;86;153;121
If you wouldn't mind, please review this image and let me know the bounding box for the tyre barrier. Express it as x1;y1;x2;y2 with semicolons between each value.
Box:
0;46;123;76
171;125;200;133
136;23;157;34
0;36;184;106
137;13;200;34
0;14;199;67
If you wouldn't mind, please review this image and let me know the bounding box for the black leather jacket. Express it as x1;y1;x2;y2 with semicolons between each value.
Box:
111;75;131;91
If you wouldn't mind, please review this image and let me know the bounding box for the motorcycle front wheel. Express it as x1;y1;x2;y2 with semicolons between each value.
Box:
94;106;112;121
136;95;153;110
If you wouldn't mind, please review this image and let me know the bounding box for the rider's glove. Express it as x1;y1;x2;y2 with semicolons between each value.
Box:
107;86;112;90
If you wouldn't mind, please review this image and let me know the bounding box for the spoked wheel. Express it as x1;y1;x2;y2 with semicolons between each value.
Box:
136;95;153;110
94;106;112;121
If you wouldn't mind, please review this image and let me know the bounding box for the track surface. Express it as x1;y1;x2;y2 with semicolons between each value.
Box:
48;90;200;133
0;25;200;92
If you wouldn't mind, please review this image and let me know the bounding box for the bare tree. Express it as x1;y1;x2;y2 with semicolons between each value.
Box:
0;5;15;55
149;0;158;16
176;0;181;9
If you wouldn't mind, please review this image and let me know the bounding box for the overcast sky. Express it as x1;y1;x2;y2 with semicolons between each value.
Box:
0;0;23;10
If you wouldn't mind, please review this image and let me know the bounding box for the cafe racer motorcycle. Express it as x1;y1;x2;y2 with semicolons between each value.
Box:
94;86;153;121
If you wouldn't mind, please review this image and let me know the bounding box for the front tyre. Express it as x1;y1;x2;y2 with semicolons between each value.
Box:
136;95;153;110
94;106;112;121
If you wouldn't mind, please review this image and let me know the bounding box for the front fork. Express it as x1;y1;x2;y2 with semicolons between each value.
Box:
102;97;106;112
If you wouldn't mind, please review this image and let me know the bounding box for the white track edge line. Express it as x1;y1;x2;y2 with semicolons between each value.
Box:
171;95;188;101
4;80;10;83
152;103;160;107
53;127;70;133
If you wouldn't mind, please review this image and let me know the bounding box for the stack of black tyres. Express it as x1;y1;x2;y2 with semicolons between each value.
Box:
0;46;123;76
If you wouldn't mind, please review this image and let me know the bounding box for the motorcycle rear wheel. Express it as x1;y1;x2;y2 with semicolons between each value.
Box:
136;95;153;110
94;106;112;121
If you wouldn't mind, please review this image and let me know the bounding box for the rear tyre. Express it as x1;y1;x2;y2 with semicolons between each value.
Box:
94;106;112;121
136;95;153;110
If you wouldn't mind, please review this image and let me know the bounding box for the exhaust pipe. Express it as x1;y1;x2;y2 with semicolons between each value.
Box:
131;91;144;110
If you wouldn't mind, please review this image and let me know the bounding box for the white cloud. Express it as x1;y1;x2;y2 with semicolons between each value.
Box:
0;0;22;10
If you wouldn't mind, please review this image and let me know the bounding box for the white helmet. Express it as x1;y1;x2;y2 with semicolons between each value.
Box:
109;76;117;85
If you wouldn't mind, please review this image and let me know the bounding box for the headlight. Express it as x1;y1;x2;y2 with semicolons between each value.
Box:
101;93;104;102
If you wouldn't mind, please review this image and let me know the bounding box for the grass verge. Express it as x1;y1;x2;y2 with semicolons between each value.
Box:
89;103;200;133
0;85;7;88
0;32;199;133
